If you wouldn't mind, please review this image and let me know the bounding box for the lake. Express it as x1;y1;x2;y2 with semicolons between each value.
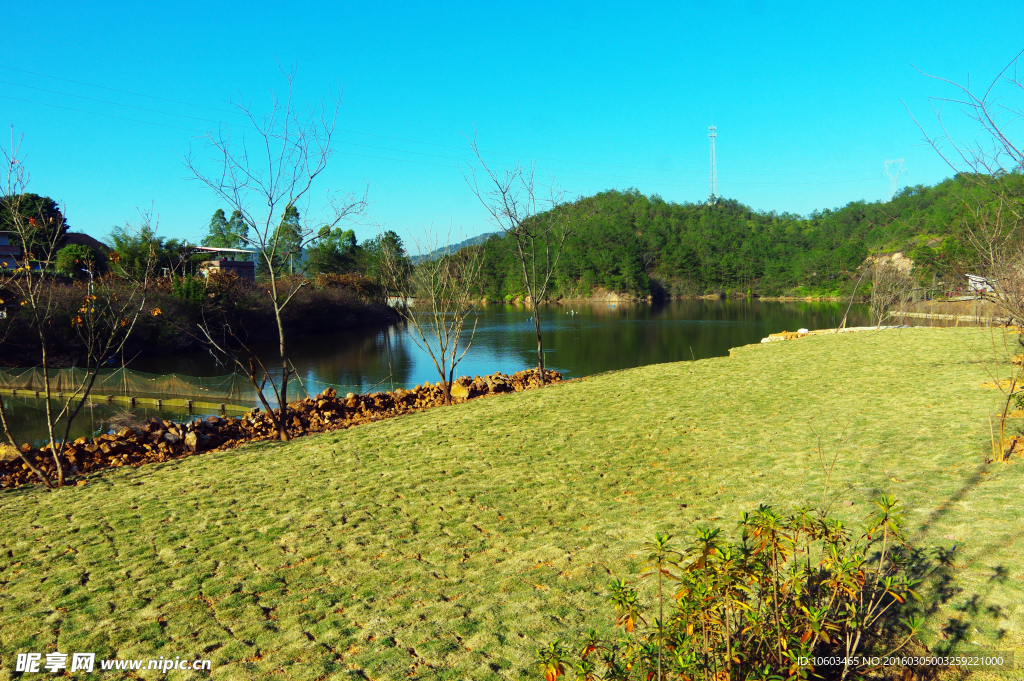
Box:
5;299;871;444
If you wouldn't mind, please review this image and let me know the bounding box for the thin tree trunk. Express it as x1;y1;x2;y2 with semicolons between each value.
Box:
39;327;65;487
270;273;290;442
532;301;545;385
248;360;285;436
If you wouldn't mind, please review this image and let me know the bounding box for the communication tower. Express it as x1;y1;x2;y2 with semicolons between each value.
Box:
884;158;906;201
708;126;718;203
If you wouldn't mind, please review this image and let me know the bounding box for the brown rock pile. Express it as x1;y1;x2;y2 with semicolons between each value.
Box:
0;368;563;489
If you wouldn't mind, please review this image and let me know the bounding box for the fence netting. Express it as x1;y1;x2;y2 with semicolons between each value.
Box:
0;367;333;405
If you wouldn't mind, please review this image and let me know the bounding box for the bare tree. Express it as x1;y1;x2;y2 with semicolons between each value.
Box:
909;48;1024;212
953;199;1024;323
910;50;1024;323
183;71;367;440
377;231;482;406
869;256;915;327
464;138;578;385
0;131;154;487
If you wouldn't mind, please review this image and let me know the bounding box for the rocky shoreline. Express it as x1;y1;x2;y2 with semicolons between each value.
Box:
0;368;563;490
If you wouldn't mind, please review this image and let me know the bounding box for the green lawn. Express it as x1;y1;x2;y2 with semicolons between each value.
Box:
1;327;1022;680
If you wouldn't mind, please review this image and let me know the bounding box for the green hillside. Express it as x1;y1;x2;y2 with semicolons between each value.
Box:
478;174;1024;299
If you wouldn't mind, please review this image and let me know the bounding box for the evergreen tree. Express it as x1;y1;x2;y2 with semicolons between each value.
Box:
363;230;407;282
258;204;304;275
0;193;68;259
202;209;229;248
226;210;249;248
307;227;358;274
202;209;250;250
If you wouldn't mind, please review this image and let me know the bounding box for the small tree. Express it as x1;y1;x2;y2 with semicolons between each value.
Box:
465;138;579;385
911;49;1024;320
183;72;367;440
377;232;482;406
869;256;915;327
0;131;155;488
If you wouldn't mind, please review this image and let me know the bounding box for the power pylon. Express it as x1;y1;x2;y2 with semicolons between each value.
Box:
708;126;718;203
884;158;906;201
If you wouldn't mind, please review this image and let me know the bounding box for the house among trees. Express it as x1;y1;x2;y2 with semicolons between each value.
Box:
967;273;995;294
0;231;20;269
192;246;256;281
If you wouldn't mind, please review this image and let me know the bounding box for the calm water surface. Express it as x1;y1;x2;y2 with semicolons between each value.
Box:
134;299;872;389
7;300;869;444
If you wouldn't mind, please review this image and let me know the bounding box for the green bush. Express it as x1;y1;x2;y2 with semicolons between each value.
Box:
54;244;98;277
543;497;924;681
170;275;206;306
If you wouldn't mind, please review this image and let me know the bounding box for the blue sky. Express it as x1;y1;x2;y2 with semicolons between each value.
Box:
3;0;1023;251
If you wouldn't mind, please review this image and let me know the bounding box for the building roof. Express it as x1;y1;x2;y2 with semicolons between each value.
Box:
191;246;257;254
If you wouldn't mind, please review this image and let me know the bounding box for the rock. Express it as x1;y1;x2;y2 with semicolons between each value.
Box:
346;392;356;399
0;367;564;490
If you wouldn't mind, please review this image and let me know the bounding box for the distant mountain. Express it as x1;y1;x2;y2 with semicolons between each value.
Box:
411;233;497;264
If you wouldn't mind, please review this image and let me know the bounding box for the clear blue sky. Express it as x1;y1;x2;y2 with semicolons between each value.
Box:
3;0;1023;251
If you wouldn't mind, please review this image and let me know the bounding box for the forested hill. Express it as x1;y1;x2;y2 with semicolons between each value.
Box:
477;174;1019;299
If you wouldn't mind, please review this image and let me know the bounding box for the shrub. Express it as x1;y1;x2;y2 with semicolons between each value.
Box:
54;244;98;277
546;497;924;681
312;272;385;303
170;275;206;306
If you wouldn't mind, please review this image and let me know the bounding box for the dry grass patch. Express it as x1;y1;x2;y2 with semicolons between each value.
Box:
0;327;1021;680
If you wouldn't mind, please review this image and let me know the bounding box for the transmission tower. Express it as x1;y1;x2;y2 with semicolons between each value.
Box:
884;158;906;201
708;126;718;203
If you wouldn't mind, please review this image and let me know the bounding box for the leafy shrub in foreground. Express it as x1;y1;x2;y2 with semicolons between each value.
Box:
542;497;923;681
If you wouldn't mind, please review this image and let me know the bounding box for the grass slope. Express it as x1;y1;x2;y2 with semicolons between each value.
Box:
1;327;1022;680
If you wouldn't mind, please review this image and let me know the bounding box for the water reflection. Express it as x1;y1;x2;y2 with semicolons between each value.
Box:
130;299;871;387
2;394;223;448
10;300;873;444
